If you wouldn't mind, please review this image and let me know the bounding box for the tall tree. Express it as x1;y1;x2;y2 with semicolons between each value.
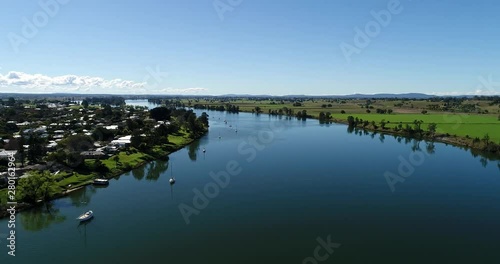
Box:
150;107;171;121
27;133;44;164
17;132;26;167
82;99;89;109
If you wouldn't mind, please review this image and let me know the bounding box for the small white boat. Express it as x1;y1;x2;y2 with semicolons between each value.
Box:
169;161;176;185
93;178;109;185
202;148;206;153
77;210;93;222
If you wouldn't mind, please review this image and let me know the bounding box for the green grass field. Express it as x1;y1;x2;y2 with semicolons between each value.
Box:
326;113;500;142
186;98;500;142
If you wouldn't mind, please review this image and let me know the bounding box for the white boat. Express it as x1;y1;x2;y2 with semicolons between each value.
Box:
169;161;176;185
77;210;93;222
202;148;206;153
93;178;109;185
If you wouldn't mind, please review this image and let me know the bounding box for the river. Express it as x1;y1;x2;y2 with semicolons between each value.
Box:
1;100;499;263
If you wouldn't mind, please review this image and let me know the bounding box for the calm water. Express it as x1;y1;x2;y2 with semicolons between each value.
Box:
1;103;500;263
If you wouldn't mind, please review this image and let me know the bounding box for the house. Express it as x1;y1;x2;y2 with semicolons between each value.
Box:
46;141;58;150
80;150;106;159
111;135;131;147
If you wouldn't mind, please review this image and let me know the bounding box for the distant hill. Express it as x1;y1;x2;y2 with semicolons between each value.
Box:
0;92;482;100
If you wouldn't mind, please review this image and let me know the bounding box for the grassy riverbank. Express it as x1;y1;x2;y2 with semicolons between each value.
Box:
186;98;500;145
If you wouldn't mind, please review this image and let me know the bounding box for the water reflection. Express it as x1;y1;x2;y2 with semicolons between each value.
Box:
426;142;436;155
132;165;145;180
345;125;500;166
411;140;421;152
77;217;94;250
480;157;488;168
146;160;169;181
69;187;97;207
20;203;66;231
188;140;201;161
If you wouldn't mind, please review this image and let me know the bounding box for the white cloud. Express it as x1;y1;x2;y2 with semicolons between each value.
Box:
150;87;208;94
0;71;208;95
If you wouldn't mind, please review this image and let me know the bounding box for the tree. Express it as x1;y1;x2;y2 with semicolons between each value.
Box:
380;119;387;129
155;124;170;138
130;130;143;148
482;133;490;148
112;155;120;168
27;133;45;164
91;159;109;174
92;127;114;141
17;171;58;204
59;135;94;168
150;107;171;121
198;112;209;127
102;104;113;116
413;120;424;136
427;123;437;138
7;97;16;106
17;132;26;167
347;116;355;126
340;110;346;114
82;99;89;109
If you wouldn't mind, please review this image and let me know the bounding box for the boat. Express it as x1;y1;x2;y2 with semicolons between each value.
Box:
77;210;93;222
203;148;206;153
169;161;176;185
93;178;109;185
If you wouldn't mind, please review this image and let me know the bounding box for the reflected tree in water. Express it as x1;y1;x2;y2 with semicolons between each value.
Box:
146;160;169;181
411;140;421;152
188;140;201;161
132;166;146;181
480;157;488;168
379;134;385;143
69;186;96;208
426;141;436;155
20;203;66;232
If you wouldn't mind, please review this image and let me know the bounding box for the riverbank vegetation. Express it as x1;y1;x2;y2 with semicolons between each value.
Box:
0;97;208;216
169;96;500;154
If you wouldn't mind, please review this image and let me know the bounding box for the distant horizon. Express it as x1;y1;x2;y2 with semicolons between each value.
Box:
1;91;498;98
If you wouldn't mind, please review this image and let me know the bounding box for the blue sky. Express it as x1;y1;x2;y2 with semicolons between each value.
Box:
0;0;499;95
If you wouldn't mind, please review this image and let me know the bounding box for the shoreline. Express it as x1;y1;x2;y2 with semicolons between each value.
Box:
212;107;499;158
0;132;204;219
327;117;499;158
